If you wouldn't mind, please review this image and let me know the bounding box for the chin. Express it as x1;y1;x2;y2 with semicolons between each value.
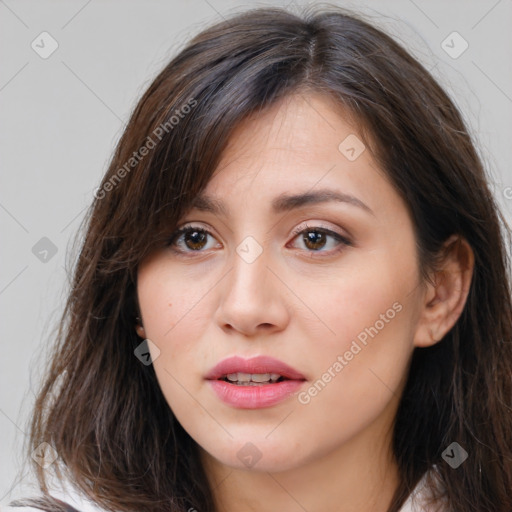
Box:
201;436;308;473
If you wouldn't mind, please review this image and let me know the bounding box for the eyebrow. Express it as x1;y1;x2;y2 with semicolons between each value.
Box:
190;189;374;217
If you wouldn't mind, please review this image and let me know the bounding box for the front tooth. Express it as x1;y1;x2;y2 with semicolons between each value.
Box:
237;372;252;382
251;373;271;383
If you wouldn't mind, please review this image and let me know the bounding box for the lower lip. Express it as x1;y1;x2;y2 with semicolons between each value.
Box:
207;379;305;409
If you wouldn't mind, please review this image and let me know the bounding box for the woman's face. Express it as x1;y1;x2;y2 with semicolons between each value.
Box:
137;92;426;473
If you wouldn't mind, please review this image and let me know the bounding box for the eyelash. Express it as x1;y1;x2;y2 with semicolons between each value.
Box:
167;223;352;258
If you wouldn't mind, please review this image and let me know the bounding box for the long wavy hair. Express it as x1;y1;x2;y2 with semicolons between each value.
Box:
11;4;512;512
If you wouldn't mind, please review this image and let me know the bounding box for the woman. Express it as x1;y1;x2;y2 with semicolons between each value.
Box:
7;5;512;512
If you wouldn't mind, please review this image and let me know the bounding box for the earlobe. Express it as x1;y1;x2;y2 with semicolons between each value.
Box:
413;235;474;348
135;315;146;338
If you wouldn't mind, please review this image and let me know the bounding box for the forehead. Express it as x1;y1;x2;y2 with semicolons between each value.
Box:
186;93;392;219
220;92;360;159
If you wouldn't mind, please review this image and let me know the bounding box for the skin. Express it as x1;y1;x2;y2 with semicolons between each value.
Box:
136;92;474;512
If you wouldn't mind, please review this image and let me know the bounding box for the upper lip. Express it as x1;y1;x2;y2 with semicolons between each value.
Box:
205;355;306;380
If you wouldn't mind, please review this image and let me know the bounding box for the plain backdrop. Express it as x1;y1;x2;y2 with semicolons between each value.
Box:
1;0;511;503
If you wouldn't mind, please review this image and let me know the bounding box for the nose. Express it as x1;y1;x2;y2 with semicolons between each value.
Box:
214;243;290;337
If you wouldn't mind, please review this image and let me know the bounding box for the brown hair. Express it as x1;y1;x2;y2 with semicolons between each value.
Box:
11;4;512;512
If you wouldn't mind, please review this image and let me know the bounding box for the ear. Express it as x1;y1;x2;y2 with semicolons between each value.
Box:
413;235;474;348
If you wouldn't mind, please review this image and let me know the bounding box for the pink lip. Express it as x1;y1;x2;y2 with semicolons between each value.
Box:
205;356;306;409
205;355;306;381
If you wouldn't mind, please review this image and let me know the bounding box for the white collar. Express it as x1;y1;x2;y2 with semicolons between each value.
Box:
398;467;445;512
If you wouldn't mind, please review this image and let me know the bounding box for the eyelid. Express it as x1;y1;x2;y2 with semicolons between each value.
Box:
290;221;351;241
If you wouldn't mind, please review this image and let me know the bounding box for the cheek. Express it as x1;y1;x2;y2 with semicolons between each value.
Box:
309;255;410;347
137;258;211;341
291;277;414;449
301;248;417;398
137;260;173;331
136;259;215;397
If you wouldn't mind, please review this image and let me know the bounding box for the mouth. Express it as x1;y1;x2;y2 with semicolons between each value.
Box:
218;372;291;386
205;355;306;383
205;355;306;409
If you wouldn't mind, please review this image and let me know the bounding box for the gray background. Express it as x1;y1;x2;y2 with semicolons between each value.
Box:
1;0;511;502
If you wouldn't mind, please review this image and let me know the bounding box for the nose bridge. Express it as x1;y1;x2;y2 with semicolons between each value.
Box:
228;234;271;300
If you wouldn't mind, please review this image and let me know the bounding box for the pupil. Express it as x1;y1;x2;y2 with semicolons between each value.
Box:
186;230;206;250
304;231;325;250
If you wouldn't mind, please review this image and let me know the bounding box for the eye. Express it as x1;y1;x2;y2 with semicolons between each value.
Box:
167;223;352;256
168;225;220;253
289;223;351;256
